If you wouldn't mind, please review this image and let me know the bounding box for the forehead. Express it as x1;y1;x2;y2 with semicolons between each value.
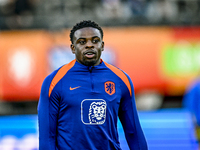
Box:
74;27;101;39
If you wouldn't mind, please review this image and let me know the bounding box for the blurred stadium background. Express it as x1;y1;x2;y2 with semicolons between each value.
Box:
0;0;200;149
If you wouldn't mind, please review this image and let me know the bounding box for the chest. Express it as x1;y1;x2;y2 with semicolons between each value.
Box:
60;71;122;107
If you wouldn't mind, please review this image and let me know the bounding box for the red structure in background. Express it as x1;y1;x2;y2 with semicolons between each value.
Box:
0;31;52;101
0;27;200;101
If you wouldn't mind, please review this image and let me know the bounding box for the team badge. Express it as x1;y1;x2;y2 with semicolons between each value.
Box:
104;81;115;95
81;99;107;125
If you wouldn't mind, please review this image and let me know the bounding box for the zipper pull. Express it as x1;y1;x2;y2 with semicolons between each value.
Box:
88;66;94;72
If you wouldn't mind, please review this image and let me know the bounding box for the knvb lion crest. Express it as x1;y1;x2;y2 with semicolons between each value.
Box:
104;81;115;95
89;101;106;124
81;99;107;125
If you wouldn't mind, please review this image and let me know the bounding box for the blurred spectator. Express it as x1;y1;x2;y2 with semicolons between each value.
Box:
14;0;34;15
101;0;123;19
128;0;147;17
146;0;178;23
96;0;132;22
1;0;200;29
0;0;14;16
177;0;199;23
80;0;99;13
4;0;38;29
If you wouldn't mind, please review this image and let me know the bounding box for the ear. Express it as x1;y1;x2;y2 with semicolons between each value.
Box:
101;41;104;51
71;44;75;54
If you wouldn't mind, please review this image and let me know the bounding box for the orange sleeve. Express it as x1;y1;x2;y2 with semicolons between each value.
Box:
49;60;76;97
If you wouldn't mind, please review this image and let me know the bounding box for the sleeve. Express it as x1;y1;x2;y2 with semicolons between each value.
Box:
182;83;196;113
183;81;200;126
37;74;60;150
118;74;148;150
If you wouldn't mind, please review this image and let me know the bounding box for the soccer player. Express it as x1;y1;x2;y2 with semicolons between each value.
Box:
38;20;148;150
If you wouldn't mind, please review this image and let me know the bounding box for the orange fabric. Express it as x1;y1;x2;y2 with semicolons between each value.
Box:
49;60;76;97
104;62;132;97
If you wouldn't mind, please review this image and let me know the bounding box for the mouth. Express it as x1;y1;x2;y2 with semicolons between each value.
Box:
84;50;96;59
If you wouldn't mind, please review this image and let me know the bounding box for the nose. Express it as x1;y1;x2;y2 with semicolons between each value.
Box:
85;40;94;49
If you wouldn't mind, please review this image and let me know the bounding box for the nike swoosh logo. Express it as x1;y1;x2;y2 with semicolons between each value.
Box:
70;86;81;90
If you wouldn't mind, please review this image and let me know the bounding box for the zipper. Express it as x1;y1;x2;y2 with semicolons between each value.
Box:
88;66;94;92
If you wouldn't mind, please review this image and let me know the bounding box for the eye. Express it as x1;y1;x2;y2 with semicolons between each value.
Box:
79;40;85;45
92;39;100;43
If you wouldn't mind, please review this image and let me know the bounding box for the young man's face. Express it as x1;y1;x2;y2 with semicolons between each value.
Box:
71;27;104;66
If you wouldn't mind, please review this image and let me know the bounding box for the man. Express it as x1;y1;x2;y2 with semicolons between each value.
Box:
183;79;200;126
38;20;147;150
182;78;200;141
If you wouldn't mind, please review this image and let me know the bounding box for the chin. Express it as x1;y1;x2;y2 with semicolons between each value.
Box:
83;59;97;66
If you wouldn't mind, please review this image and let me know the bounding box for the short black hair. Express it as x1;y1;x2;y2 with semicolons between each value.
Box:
70;20;103;44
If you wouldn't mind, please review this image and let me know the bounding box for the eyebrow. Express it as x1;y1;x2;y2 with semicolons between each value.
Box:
77;36;100;41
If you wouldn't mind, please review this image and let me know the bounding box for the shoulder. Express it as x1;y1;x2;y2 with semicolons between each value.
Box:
104;61;133;97
44;59;76;97
103;61;130;81
104;61;126;76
